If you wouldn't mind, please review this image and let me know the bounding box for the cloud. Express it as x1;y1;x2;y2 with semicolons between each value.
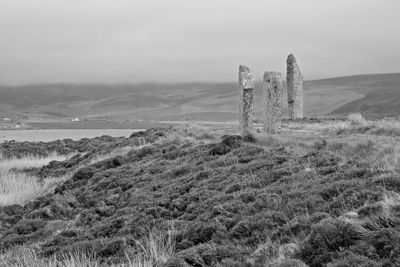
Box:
0;0;399;84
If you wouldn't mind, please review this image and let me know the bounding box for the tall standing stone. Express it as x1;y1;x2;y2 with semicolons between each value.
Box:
286;54;303;119
238;65;255;136
263;71;283;133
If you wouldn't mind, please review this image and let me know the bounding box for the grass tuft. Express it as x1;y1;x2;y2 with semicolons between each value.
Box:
126;229;175;267
0;153;69;206
348;113;367;126
0;229;175;267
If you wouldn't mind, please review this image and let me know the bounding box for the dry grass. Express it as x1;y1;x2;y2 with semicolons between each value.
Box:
379;191;400;217
126;229;175;267
0;152;67;170
348;112;367;126
0;229;175;267
154;125;216;146
0;146;146;207
0;247;101;267
342;190;400;233
0;153;69;206
88;146;133;165
328;138;400;172
274;117;400;172
248;239;304;266
313;113;400;137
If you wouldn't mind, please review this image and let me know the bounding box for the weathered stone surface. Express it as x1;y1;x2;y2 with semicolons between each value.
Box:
263;71;283;133
239;65;255;136
286;54;303;119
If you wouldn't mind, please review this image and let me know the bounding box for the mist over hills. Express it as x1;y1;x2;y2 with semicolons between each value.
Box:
0;73;399;121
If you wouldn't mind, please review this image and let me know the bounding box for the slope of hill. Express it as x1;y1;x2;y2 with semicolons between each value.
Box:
2;119;400;266
326;73;400;118
0;73;399;122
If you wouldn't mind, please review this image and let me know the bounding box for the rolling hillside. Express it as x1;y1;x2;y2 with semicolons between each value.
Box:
0;73;399;122
3;119;400;266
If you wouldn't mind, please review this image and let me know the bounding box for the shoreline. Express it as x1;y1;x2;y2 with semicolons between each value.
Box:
0;129;145;142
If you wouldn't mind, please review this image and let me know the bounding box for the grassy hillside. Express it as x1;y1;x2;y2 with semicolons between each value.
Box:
327;73;400;118
2;117;400;266
1;73;399;122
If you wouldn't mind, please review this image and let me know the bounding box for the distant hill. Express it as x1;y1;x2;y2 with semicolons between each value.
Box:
0;73;399;121
322;73;400;118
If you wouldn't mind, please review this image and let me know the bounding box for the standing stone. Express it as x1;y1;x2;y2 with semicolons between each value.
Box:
238;65;255;136
263;71;283;133
286;54;303;119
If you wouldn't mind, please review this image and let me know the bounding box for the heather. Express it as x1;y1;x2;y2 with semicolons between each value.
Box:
1;119;400;266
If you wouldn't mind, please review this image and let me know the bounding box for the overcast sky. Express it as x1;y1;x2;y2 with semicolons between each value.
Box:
0;0;399;85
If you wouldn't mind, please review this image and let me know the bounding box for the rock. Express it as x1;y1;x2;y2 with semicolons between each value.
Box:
263;71;283;134
239;65;255;137
286;54;303;119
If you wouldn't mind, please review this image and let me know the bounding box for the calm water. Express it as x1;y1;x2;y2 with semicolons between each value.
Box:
0;129;144;142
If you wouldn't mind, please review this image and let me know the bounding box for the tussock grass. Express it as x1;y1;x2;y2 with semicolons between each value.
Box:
327;138;400;171
248;240;303;266
0;247;100;267
348;112;367;126
0;152;67;170
341;190;400;231
0;153;69;206
126;230;175;267
0;229;175;267
379;191;400;216
316;113;400;137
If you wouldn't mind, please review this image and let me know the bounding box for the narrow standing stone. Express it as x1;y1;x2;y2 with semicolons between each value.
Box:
238;65;255;136
263;71;283;133
286;54;303;119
